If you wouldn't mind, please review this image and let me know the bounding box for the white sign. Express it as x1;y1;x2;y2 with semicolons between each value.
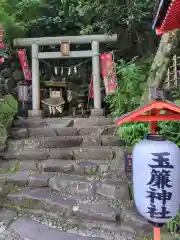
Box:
51;91;61;98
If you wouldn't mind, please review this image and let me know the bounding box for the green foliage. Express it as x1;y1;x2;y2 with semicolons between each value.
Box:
0;0;157;56
106;59;180;147
106;58;151;117
0;94;18;148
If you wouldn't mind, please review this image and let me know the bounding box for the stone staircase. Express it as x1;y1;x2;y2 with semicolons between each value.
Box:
0;117;152;240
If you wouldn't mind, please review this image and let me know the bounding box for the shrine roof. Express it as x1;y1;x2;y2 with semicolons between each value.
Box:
115;100;180;125
153;0;180;35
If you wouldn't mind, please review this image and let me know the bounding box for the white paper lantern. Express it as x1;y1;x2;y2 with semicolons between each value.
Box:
133;134;180;224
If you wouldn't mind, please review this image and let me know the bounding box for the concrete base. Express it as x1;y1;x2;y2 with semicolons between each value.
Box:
28;110;43;117
90;109;105;117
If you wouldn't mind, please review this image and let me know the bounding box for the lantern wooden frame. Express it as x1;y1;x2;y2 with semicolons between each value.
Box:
60;41;70;56
115;99;180;240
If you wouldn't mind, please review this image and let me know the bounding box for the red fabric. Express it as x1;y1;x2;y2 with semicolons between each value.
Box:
0;57;4;63
18;49;32;84
99;53;117;95
89;75;94;99
156;0;180;34
0;42;5;49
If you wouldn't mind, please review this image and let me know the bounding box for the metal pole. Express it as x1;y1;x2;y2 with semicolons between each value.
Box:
92;40;101;109
31;44;40;111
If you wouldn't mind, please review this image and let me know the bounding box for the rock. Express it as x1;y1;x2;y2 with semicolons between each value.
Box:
82;136;101;147
29;174;50;188
73;147;115;160
55;127;78;136
73;118;113;128
7;140;23;152
28;128;56;138
90;109;105;117
7;188;77;215
5;171;31;186
38;160;75;173
0;160;37;173
2;149;47;160
0;208;17;232
95;180;129;200
72;202;119;221
9;217;104;240
23;138;41;149
41;136;83;148
11;128;28;139
49;175;95;198
1;68;11;78
48;149;73;160
121;208;152;237
78;127;104;136
28;127;78;137
74;161;99;175
101;136;125;146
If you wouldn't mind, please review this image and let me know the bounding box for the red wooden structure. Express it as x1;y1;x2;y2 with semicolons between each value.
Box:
116;100;180;127
153;0;180;35
115;100;180;240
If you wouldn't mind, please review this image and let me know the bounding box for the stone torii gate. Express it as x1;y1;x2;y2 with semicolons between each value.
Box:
13;34;117;117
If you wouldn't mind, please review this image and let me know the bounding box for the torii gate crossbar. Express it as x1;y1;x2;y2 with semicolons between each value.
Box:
13;34;117;117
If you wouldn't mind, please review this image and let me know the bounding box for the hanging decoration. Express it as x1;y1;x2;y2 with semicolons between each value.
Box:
0;23;7;62
60;41;70;56
100;53;117;95
18;49;32;85
67;89;72;102
61;66;63;75
68;67;71;76
54;66;58;75
74;66;77;74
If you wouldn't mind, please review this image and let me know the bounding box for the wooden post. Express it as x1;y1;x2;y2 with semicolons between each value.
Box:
92;40;101;109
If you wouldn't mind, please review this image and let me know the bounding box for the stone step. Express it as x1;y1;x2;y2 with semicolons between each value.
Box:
0;159;125;181
1;172;129;200
38;159;125;179
1;146;124;161
6;217;105;240
13;117;114;129
17;208;152;239
10;125;116;139
0;208;153;240
6;188;120;222
13;118;73;128
7;135;123;151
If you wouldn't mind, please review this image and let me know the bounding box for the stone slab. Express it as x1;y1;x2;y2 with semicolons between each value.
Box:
95;180;129;200
73;147;115;160
9;217;104;240
72;202;118;221
49;175;95;198
7;188;77;215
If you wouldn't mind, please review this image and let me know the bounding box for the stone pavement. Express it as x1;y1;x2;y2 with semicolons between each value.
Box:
0;117;153;240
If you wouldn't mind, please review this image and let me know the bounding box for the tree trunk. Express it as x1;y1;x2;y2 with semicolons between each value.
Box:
141;29;180;104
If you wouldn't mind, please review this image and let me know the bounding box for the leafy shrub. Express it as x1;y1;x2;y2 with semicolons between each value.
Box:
0;94;18;149
106;58;180;147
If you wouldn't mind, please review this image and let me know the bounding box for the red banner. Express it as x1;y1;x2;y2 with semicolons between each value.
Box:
18;49;32;84
99;53;117;95
89;53;117;99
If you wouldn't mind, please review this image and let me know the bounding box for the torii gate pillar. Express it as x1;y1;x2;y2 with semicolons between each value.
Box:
13;34;117;117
